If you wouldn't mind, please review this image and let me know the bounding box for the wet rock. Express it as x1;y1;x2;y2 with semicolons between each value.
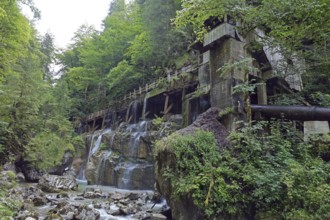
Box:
9;185;47;208
56;192;69;198
25;218;37;220
16;172;25;182
115;162;155;190
66;211;75;219
151;213;167;220
85;161;97;184
32;196;47;206
15;160;44;182
38;174;77;193
16;210;39;220
107;204;121;215
75;205;100;220
44;213;64;220
83;188;103;199
110;192;125;201
126;192;140;200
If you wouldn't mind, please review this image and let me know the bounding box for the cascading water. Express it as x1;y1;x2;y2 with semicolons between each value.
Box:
89;128;112;159
97;132;117;186
77;129;112;182
127;120;147;157
97;150;112;185
117;163;138;189
83;97;156;189
114;120;151;189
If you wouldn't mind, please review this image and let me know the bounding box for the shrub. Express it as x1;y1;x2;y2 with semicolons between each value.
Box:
24;132;75;170
160;122;330;219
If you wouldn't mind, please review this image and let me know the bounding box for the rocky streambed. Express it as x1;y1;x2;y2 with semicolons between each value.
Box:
1;172;170;220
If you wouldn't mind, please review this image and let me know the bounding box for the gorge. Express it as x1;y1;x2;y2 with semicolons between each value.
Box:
1;0;329;219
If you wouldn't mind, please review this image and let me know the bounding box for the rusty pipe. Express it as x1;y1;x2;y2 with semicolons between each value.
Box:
251;105;330;121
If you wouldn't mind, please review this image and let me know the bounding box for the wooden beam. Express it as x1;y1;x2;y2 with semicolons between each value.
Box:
164;94;169;115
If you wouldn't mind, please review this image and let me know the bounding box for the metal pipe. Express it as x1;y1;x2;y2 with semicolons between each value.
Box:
251;105;330;121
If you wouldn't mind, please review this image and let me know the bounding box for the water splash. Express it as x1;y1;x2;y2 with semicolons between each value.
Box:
126;121;148;157
119;163;138;189
90;128;112;157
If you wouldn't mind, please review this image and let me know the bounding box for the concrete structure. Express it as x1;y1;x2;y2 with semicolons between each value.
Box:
304;121;330;141
81;18;329;137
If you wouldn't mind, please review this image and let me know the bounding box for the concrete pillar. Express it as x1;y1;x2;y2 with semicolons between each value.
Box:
209;38;247;130
304;121;330;141
257;83;267;105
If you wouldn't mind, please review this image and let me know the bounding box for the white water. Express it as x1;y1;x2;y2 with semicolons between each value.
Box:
90;128;112;156
97;209;135;220
120;163;138;189
77;128;112;182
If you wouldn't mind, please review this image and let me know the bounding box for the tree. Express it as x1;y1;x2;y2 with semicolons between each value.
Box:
40;32;56;82
175;0;330;104
0;0;31;81
0;1;77;168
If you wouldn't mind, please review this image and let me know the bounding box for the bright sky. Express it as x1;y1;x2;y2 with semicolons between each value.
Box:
31;0;111;48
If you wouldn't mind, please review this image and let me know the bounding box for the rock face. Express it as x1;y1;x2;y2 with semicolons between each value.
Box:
84;118;181;190
38;174;77;193
155;107;229;220
15;160;44;182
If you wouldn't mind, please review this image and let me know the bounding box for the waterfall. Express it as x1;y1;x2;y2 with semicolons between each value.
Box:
90;128;112;157
127;121;148;157
118;163;138;189
97;150;112;185
77;129;112;181
126;100;141;124
83;119;154;189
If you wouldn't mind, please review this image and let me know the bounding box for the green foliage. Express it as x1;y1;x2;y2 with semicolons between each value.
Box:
175;0;245;39
152;116;164;127
106;60;144;99
71;135;85;150
270;93;304;106
309;92;330;106
0;2;77;167
0;0;31;80
24;132;75;170
56;0;193;117
161;123;330;219
0;171;22;218
157;130;224;218
219;107;234;118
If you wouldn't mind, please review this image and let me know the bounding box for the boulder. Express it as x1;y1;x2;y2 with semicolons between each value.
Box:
155;107;229;220
38;174;77;193
16;161;44;182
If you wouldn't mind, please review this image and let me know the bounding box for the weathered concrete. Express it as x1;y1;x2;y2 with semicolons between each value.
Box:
304;121;330;141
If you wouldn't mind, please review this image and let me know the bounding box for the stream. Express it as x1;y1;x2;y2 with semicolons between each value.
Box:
14;180;170;220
